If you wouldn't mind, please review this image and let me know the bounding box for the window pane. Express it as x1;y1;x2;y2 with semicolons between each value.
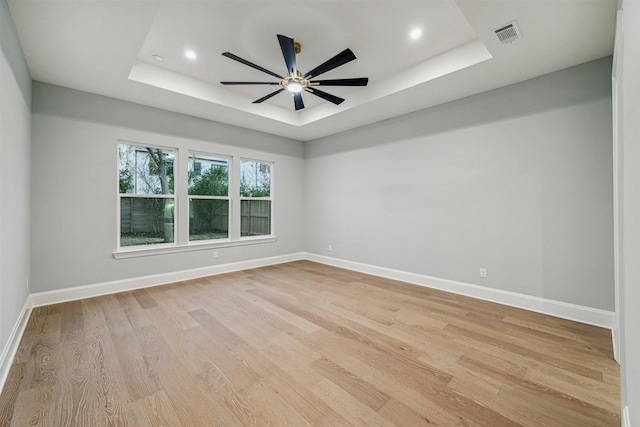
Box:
240;160;271;197
189;199;229;241
119;143;175;195
188;153;228;197
120;197;175;246
241;200;271;237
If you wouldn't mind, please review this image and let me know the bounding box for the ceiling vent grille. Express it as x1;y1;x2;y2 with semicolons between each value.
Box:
492;21;522;44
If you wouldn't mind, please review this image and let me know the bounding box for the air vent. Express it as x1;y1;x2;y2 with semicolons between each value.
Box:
492;20;522;44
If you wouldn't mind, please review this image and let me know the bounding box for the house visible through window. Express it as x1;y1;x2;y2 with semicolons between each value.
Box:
240;159;272;237
118;143;176;247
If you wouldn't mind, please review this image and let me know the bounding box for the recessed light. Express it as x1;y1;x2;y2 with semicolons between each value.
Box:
409;28;422;40
185;50;197;60
151;54;163;62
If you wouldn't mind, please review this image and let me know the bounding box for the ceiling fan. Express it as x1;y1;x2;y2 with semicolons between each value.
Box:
220;34;368;111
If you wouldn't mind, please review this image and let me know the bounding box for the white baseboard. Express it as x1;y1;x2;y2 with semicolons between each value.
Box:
30;252;305;308
0;298;32;394
612;314;620;363
623;406;630;427
304;253;615;330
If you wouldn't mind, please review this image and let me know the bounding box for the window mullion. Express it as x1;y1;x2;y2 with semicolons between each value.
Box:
230;156;241;240
177;148;189;245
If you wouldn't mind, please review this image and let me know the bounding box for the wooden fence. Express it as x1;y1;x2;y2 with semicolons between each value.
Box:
120;197;167;235
241;200;271;236
121;198;270;237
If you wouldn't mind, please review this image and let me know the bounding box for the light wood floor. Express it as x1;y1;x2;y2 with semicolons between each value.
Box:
0;261;619;426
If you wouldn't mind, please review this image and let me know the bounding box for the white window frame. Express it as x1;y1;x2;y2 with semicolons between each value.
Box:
239;158;275;240
187;151;232;244
116;140;178;251
114;144;276;259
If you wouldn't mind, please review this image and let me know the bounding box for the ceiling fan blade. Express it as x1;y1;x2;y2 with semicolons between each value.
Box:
277;34;297;76
305;87;345;105
221;81;280;85
222;52;284;79
293;93;304;110
253;88;285;104
311;77;369;86
303;48;357;79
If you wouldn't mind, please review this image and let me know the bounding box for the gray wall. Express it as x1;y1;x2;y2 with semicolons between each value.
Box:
0;0;31;359
31;83;305;292
305;57;614;311
618;0;640;422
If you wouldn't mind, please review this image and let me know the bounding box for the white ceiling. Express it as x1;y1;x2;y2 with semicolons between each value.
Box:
8;0;616;141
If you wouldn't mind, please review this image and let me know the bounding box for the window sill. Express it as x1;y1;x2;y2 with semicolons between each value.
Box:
113;236;277;259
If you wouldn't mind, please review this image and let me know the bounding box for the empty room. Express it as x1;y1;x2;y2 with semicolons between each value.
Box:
1;0;639;426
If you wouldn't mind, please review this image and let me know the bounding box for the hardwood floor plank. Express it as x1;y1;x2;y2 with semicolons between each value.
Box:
17;306;62;391
243;381;314;427
133;390;183;427
310;377;395;427
131;289;159;310
248;287;452;387
188;308;245;347
135;324;241;427
184;326;262;392
13;306;62;366
457;355;619;425
7;383;53;427
445;323;604;381
201;296;284;350
102;298;159;402
0;261;620;426
378;398;443;427
0;362;25;426
50;301;101;427
150;311;267;426
259;340;324;392
193;363;267;427
310;356;390;411
82;298;136;426
524;364;620;414
231;346;336;425
145;289;200;330
497;384;618;427
229;294;321;339
236;291;323;334
324;330;520;426
115;292;153;330
503;315;614;358
311;333;466;426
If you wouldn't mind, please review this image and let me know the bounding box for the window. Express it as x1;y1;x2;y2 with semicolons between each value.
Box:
240;159;272;237
116;142;275;256
118;143;176;247
188;152;230;242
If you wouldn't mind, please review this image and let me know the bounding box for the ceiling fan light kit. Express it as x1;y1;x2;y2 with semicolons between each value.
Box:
221;34;368;111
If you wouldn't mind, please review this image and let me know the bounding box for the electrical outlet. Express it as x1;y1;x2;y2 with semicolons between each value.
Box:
26;277;30;290
480;268;487;278
213;251;219;259
328;245;333;252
